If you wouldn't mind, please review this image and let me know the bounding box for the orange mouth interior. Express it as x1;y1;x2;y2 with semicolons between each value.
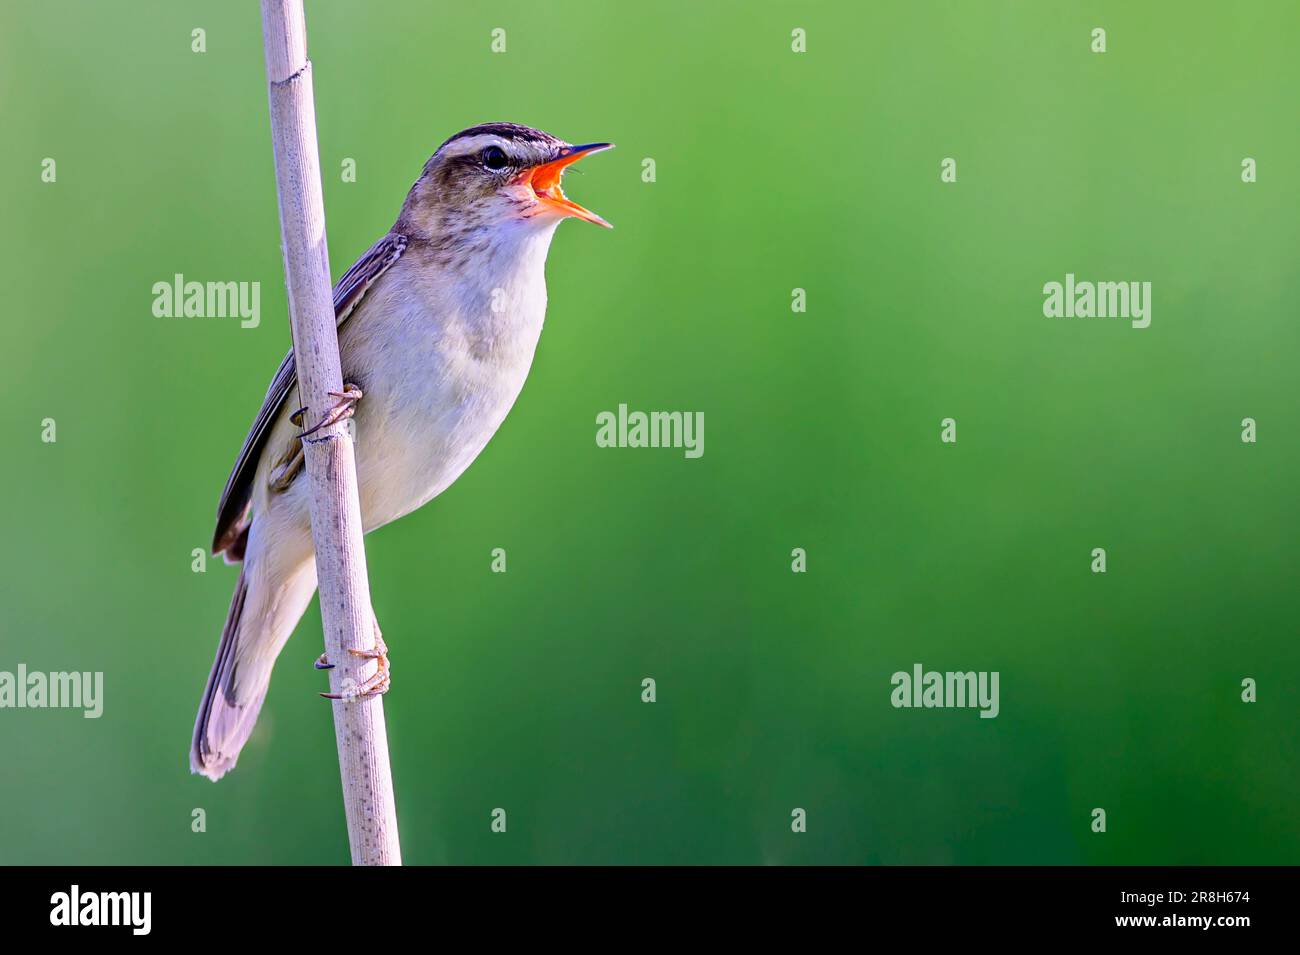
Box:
526;144;613;228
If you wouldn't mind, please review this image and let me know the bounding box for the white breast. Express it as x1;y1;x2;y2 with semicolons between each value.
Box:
341;220;560;532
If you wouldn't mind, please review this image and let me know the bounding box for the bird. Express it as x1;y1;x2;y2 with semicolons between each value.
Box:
191;123;613;781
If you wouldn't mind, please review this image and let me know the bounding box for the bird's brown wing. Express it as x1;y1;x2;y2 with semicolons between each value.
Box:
211;232;409;556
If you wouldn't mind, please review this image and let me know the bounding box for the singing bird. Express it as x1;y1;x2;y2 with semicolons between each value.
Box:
191;123;612;780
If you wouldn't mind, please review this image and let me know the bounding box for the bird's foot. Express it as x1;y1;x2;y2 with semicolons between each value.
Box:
268;443;304;492
299;383;363;439
274;384;361;488
318;627;390;702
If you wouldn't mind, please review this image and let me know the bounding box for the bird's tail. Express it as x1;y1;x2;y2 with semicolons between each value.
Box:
190;551;317;781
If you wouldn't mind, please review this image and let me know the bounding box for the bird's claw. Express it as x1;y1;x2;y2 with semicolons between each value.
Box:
273;387;359;489
299;384;362;439
318;632;390;702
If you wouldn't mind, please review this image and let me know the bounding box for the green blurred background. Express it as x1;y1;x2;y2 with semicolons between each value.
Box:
1;0;1297;865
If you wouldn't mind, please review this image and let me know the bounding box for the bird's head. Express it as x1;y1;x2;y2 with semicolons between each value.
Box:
400;123;613;240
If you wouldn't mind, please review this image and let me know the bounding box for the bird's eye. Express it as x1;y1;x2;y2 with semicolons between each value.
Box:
481;146;508;171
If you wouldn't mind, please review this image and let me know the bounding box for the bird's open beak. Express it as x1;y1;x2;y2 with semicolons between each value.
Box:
527;142;614;228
